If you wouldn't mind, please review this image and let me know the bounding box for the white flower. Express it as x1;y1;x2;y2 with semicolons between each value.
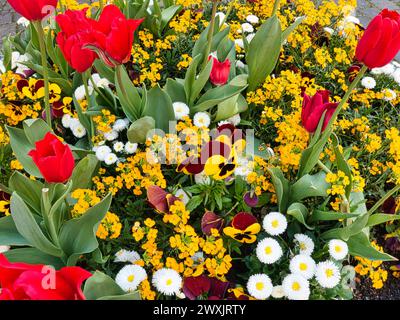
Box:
381;63;395;75
241;23;254;33
315;260;341;288
173;102;190;120
271;285;285;299
152;268;182;296
371;67;384;75
104;130;119;141
72;123;87;138
114;249;141;263
69;118;81;131
328;239;348;260
175;189;191;205
0;60;5;74
193;112;211;128
91;73;111;89
191;251;205;266
104;153;118;165
235;39;244;49
234;158;252;177
294;233;314;256
12;53;30;74
113;142;125;153
289;254;316;280
282;274;310;300
393;68;400;84
256;238;283;264
247;274;273;300
382;88;397;101
61;114;72;128
74;85;93;101
323;27;335;35
246;33;256;43
17;17;30;27
125;142;138;154
216;12;226;26
361;76;376;89
113;119;129;132
95;145;112;161
0;245;10;253
246;14;259;24
344;15;360;25
115;265;147;292
227;113;241;126
262;212;287;236
236;60;245;69
194;172;211;185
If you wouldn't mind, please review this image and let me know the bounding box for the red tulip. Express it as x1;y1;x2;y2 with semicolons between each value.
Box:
209;56;231;86
28;132;75;183
0;254;91;300
90;5;143;66
301;90;338;133
7;0;58;21
56;9;98;73
355;9;400;69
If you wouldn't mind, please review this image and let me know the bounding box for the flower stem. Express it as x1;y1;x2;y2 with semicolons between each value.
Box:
202;0;218;69
82;71;95;147
272;0;281;16
99;0;104;11
35;21;52;128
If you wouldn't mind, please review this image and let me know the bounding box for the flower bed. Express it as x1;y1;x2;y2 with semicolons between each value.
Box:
0;0;399;301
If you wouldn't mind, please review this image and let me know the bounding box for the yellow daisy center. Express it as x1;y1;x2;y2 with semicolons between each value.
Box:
335;245;342;252
299;262;308;271
256;282;264;291
265;246;272;254
271;220;279;228
166;279;173;286
292;282;301;291
299;242;306;250
127;275;135;283
325;269;334;278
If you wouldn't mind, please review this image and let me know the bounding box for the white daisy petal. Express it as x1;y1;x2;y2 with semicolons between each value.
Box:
152;268;182;296
256;238;283;264
115;265;147;292
247;274;273;300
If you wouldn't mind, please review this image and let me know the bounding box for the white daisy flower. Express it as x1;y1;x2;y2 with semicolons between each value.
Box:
152;268;182;296
271;285;285;299
382;88;397;101
246;33;256;43
193;112;211;128
95;145;112;161
113;119;129;132
235;39;244;49
113;142;125;153
256;238;283;264
173;102;190;120
241;22;254;33
175;189;191;205
328;239;348;260
227;114;241;126
247;274;273;300
17;17;30;27
344;15;360;25
289;254;316;280
393;68;400;84
104;153;118;165
294;233;315;256
61;114;72;128
381;63;395;75
114;249;141;263
246;14;259;24
262;212;287;236
315;260;341;288
125;142;138;154
115;265;147;292
74;85;93;101
104;130;119;141
282;274;310;300
361;76;376;89
371;67;384;75
68;118;81;131
0;245;10;253
72;123;87;138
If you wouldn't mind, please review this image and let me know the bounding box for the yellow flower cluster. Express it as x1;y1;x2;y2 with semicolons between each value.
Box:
96;212;122;240
386;128;400;185
326;170;350;196
71;189;101;218
354;242;388;289
93;109;116;134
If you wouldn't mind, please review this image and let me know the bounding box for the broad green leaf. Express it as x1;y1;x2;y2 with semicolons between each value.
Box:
347;233;397;261
184;55;202;105
127;116;155;144
267;167;290;212
4;248;64;268
281;16;306;44
59;194;112;266
332;134;352;199
164;78;187;103
246;15;282;91
22;118;51;146
287;202;314;230
10;192;63;257
311;210;358;222
71;155;99;191
321;212;369;241
94;60;115;83
160;5;182;31
0;216;29;246
290;172;330;202
190;58;213;106
367;214;400;228
215;94;247;122
143;85;175;133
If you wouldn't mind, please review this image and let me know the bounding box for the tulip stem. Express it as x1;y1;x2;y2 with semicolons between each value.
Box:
272;0;281;16
34;21;52;128
202;0;218;69
82;71;95;147
99;0;104;11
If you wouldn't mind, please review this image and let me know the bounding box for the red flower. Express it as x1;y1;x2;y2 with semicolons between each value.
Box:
90;5;143;66
301;90;338;133
28;132;75;183
355;9;400;69
223;212;261;244
147;185;181;214
55;9;98;73
183;275;231;300
7;0;58;21
209;56;231;86
0;254;91;300
201;211;224;235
